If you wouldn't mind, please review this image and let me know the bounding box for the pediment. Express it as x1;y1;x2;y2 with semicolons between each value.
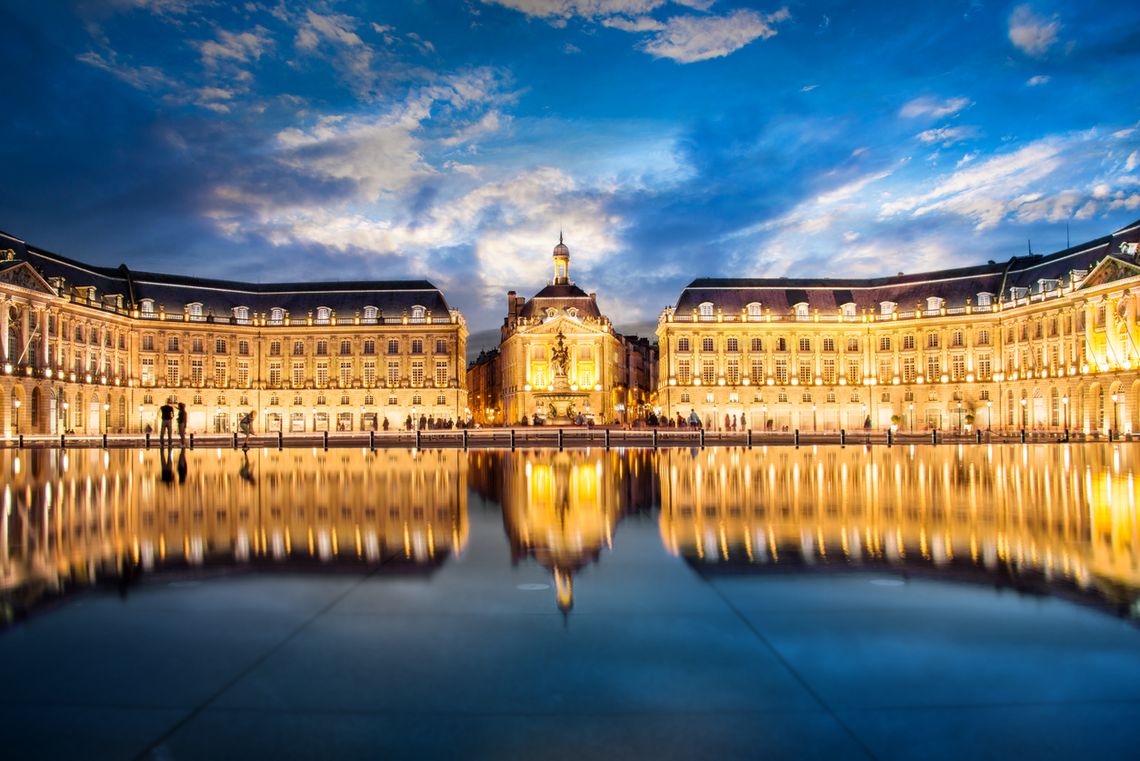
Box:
1077;255;1140;290
0;261;58;296
521;313;609;336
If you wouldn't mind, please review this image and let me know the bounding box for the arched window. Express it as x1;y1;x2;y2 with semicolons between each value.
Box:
746;302;762;319
793;302;809;320
139;299;156;317
269;307;285;325
233;306;250;323
315;307;331;324
840;302;857;318
411;305;426;323
698;302;714;321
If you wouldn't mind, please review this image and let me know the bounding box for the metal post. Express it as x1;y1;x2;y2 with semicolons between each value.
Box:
323;430;329;450
794;429;800;448
145;432;150;449
18;434;24;449
1063;428;1069;443
102;433;107;448
840;429;846;447
604;428;610;449
558;427;564;450
370;430;376;450
747;429;752;448
975;429;981;444
232;432;238;449
699;428;705;448
60;433;66;449
415;429;421;449
277;430;283;450
887;428;892;447
652;428;658;448
462;429;468;450
510;428;516;450
1020;428;1026;444
189;432;195;449
931;429;937;446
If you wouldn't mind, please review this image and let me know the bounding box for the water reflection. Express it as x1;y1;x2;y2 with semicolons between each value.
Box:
2;444;1138;622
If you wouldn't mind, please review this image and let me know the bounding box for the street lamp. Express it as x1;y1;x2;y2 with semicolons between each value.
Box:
812;403;817;432
1020;397;1028;428
908;402;914;432
102;402;109;434
986;399;993;431
956;401;963;432
13;399;20;437
1111;393;1119;435
138;404;144;434
1061;395;1069;430
761;404;768;431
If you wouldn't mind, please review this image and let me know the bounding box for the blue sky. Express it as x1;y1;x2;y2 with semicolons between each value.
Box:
1;1;1139;339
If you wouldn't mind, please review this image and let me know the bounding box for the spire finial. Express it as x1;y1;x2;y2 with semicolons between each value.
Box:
559;228;563;245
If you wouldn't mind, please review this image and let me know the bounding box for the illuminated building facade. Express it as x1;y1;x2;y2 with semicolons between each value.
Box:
657;221;1140;434
0;232;468;437
495;237;626;424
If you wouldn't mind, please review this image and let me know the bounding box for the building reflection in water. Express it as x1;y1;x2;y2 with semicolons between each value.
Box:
471;449;657;612
659;445;1140;615
2;444;1138;621
0;448;467;618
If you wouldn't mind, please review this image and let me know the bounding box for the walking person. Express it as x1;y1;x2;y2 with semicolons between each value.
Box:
177;402;188;447
159;400;174;448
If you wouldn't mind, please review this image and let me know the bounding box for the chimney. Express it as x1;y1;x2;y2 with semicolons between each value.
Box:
590;292;597;300
507;290;517;320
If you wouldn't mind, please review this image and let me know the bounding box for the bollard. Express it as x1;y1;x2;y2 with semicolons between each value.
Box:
370;430;375;450
102;433;107;449
233;432;238;449
415;429;421;449
462;429;468;450
18;434;24;449
975;429;982;445
1108;429;1115;443
1020;428;1026;444
604;428;610;449
931;429;937;446
60;434;66;449
189;432;195;449
700;428;705;448
510;428;516;450
887;428;893;447
794;429;800;448
1063;428;1069;443
558;427;564;450
323;430;329;450
747;429;752;448
145;432;150;449
277;430;283;450
840;429;846;447
652;428;658;448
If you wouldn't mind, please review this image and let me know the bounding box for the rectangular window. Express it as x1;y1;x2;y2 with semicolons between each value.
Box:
363;339;376;355
750;358;763;382
292;362;305;388
167;336;179;352
142;335;155;351
435;339;447;354
677;337;690;352
339;361;352;388
293;341;305;356
316;340;328;356
191;338;204;354
269;341;281;356
214;359;227;387
977;355;991;380
726;337;739;353
237;361;250;388
363;361;376;387
238;340;250;356
927;332;939;349
700;360;715;385
190;358;204;385
412;339;424;354
822;358;836;384
340;340;351;355
775;359;788;384
677;359;691;384
269;362;282;388
435;361;449;387
726;358;739;384
902;334;915;350
822;337;835;352
879;336;891;352
388;339;399;354
926;355;940;380
902;357;916;383
846;337;858;352
846;359;860;384
166;358;181;386
411;360;425;386
798;360;812;385
951;354;965;381
798;337;811;353
388;361;400;386
141;357;155;386
316;361;329;388
215;338;227;354
701;337;714;352
750;337;763;352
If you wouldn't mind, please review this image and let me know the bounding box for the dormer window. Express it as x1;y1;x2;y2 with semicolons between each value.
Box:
233;306;250;324
976;292;993;307
880;301;897;316
746;302;762;319
363;306;378;323
1009;286;1029;300
139;299;156;317
411;305;426;323
925;297;944;312
566;307;579;319
269;307;285;325
315;307;331;324
793;302;810;320
187;303;204;321
1037;278;1060;293
698;302;714;321
545;307;557;320
840;302;857;318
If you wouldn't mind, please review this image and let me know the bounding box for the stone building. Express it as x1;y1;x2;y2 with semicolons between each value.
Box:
0;231;468;437
656;220;1140;434
496;236;626;424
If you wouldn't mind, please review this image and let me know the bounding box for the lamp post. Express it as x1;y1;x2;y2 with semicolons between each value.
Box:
812;403;817;432
986;399;993;431
1111;393;1119;435
908;402;914;432
761;404;768;431
13;399;20;437
102;402;109;434
137;403;144;434
1061;395;1069;430
1020;397;1028;428
956;401;963;432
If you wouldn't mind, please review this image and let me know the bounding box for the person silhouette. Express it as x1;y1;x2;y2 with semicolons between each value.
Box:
177;448;188;484
160;448;174;485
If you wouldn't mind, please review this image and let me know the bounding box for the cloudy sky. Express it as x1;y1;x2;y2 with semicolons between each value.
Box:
1;1;1139;341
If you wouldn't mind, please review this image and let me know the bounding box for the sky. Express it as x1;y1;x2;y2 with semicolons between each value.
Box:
1;0;1139;344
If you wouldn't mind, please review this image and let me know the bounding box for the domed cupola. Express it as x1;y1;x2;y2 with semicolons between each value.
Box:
552;232;570;285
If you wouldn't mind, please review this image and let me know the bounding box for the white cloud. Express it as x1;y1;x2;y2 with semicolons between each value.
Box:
641;8;790;63
916;126;977;147
899;96;971;119
1125;151;1138;172
1009;5;1060;57
1026;74;1050;86
293;10;377;96
801;84;818;92
483;1;666;20
197;27;272;68
602;15;666;32
76;49;175;90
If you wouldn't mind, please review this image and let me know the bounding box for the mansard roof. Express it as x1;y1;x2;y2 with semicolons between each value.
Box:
674;218;1140;315
517;283;601;319
0;230;453;317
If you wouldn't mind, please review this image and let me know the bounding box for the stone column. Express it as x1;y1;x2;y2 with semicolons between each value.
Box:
39;306;49;368
0;297;9;362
